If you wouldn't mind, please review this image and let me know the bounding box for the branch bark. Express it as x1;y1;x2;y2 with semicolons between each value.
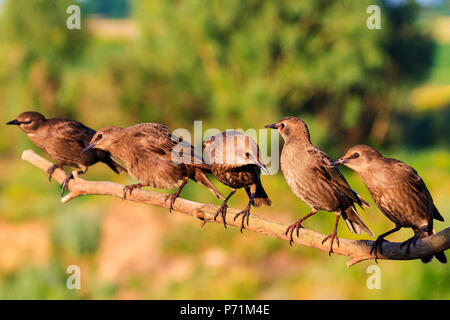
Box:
21;149;449;266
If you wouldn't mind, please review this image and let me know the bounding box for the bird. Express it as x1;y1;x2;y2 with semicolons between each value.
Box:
333;144;447;263
203;131;272;232
6;111;125;196
265;116;373;253
81;123;224;211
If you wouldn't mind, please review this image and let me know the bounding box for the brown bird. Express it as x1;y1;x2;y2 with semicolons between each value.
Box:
81;123;224;211
333;144;447;263
265;117;373;253
7;111;125;195
203;131;271;231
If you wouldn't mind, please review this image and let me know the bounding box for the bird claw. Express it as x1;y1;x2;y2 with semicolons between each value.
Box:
234;207;250;233
60;173;74;197
285;221;304;246
214;202;228;229
400;236;418;255
321;233;339;255
370;237;388;262
122;183;143;200
47;164;61;182
166;193;179;213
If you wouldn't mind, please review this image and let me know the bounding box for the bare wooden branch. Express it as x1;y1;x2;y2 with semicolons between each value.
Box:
22;149;449;266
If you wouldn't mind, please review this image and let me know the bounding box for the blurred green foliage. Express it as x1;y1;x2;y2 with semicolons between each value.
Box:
0;0;448;300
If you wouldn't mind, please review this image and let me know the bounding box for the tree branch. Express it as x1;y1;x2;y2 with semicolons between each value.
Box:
21;149;449;266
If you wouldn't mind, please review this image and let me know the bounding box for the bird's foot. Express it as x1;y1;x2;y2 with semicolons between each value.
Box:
166;191;182;213
122;183;143;199
370;237;388;262
285;220;304;246
400;235;419;255
60;173;74;197
321;232;340;256
214;201;229;229
400;226;426;255
234;207;251;233
47;164;62;181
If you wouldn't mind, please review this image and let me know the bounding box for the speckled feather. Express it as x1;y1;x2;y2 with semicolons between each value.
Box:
97;123;223;198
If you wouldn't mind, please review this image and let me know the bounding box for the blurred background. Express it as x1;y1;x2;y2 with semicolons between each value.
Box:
0;0;449;299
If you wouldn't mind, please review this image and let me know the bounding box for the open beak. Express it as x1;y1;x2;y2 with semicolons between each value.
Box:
331;158;347;166
80;141;96;155
264;123;280;129
6;119;20;125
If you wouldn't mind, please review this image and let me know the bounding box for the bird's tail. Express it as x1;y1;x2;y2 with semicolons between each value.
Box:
246;180;272;207
342;205;374;236
356;193;371;209
193;168;225;200
101;152;127;174
417;228;447;264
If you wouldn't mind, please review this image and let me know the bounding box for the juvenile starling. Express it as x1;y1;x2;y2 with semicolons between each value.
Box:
203;131;272;231
81;123;224;211
265;117;373;253
7;111;125;195
333;144;447;263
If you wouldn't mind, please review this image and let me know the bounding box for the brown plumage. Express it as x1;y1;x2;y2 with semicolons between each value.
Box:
81;123;224;211
334;144;447;263
7;111;125;196
266;117;373;253
203;131;271;231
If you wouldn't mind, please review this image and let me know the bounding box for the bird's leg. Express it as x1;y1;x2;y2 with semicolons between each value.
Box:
285;210;317;246
321;211;341;255
166;177;189;213
234;191;257;233
214;189;236;229
370;226;401;262
122;183;144;199
47;163;64;181
60;166;88;197
400;225;428;255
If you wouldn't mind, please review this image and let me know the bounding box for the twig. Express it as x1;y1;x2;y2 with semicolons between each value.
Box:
22;149;449;266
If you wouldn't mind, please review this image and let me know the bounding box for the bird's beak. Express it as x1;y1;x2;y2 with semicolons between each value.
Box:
259;162;270;175
80;141;96;155
331;158;347;166
249;154;270;175
6;119;20;125
264;123;280;129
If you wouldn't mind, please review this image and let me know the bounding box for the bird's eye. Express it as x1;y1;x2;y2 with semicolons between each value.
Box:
23;120;32;125
280;123;285;129
97;134;103;140
245;152;250;158
353;152;360;158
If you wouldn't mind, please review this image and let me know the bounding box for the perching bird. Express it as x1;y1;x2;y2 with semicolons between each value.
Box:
265;117;373;253
333;145;447;263
203;131;271;231
81;123;224;211
7;111;125;196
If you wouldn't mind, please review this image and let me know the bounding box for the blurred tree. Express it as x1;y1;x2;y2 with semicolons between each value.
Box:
0;0;88;115
84;0;131;19
110;0;435;150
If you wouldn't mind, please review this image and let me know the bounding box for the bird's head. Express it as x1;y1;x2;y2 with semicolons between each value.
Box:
332;144;383;172
81;126;122;154
204;131;270;174
6;111;46;133
265;116;310;143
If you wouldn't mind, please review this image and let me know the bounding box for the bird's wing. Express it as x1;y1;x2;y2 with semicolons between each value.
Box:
307;147;361;205
128;123;208;169
53;119;96;147
392;160;444;221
